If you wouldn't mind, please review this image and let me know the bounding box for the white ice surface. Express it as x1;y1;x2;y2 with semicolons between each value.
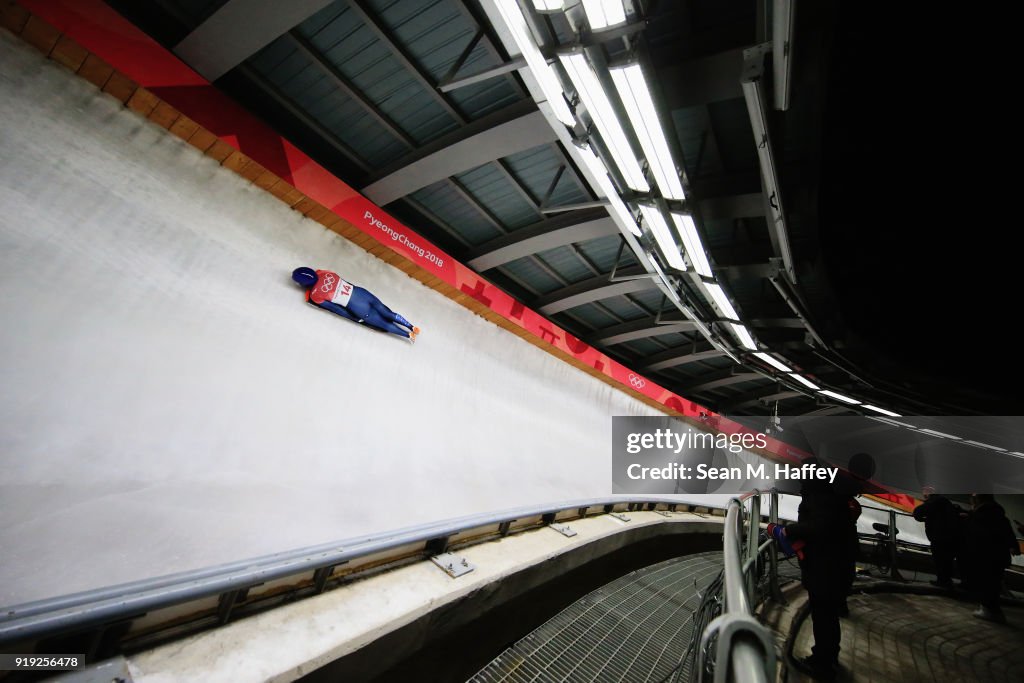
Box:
0;32;680;606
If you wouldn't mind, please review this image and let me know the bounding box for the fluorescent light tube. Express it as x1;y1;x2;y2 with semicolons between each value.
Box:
788;374;819;390
730;323;757;351
582;0;625;29
916;428;961;440
532;0;564;10
577;144;641;236
671;213;712;277
609;63;685;200
961;440;1006;452
862;404;901;417
559;52;648;191
753;352;790;372
494;0;575;126
639;205;685;270
704;282;738;320
645;253;682;304
818;389;861;405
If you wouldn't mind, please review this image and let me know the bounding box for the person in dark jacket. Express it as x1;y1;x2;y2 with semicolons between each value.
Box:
768;459;851;679
912;487;962;588
964;494;1016;623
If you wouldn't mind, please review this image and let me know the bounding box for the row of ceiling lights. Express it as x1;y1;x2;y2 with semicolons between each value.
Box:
493;0;903;416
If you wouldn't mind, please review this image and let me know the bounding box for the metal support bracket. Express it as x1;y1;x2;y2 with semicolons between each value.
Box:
430;552;476;578
609;512;631;522
549;523;578;537
654;510;674;517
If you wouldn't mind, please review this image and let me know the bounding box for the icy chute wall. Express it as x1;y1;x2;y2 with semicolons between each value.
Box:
0;31;667;605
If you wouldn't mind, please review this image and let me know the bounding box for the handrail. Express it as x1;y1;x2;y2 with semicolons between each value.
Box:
698;491;778;683
0;495;713;646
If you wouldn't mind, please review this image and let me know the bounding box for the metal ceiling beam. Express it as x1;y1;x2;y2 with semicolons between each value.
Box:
681;370;762;395
361;108;557;206
533;267;659;315
698;193;765;220
174;0;334;81
467;210;618;271
657;48;746;109
644;345;727;372
723;389;803;412
591;316;698;346
236;65;370;174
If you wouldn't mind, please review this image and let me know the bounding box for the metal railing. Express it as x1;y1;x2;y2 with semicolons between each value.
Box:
696;490;779;683
858;502;921;581
0;496;719;655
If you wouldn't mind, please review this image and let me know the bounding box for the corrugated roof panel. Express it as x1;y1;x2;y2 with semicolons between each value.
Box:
672;105;721;178
534;246;593;284
618;337;665;356
454;164;538;230
628;288;667;312
410;181;504;246
566;303;619;329
650;329;695;346
597;295;648;321
296;5;460;146
367;0;522;119
250;38;409;166
575;233;632;272
500;258;563;295
503;146;590;209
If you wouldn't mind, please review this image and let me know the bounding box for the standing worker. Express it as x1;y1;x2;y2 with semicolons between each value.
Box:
964;494;1016;623
768;458;851;680
912;486;963;589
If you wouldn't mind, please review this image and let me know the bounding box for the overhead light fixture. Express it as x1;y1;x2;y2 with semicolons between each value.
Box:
704;282;738;321
581;0;626;30
494;0;575;126
559;52;649;191
818;389;861;405
730;323;757;351
671;213;712;277
576;144;641;237
609;63;685;201
639;205;685;270
788;373;820;390
962;440;1006;452
862;404;901;417
753;352;790;372
773;0;795;111
532;0;564;10
645;253;682;305
917;428;961;440
742;49;795;283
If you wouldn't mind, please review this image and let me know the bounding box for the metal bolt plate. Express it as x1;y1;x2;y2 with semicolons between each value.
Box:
430;552;475;578
549;523;578;537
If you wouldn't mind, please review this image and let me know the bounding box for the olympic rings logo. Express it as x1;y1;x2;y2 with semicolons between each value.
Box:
628;373;646;389
320;274;335;292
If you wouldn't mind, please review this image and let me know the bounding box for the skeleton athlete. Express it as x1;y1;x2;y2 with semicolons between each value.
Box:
292;267;420;342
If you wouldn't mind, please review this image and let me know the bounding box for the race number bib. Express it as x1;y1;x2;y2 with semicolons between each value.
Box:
309;270;354;307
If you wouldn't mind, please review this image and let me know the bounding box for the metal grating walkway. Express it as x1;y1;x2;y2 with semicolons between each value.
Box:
470;552;723;683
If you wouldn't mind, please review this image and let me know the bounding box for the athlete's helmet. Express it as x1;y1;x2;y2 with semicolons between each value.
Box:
292;266;318;288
